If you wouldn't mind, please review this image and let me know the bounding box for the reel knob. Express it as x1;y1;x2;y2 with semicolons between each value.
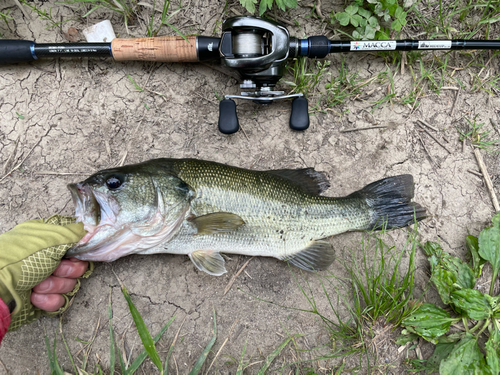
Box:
218;99;240;134
289;97;309;131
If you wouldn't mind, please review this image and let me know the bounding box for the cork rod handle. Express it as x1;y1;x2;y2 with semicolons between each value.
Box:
111;36;198;62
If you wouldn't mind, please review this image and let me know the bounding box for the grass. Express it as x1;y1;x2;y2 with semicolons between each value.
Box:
457;115;500;152
288;225;421;372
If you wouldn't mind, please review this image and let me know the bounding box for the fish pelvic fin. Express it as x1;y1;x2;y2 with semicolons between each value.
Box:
189;250;227;276
190;213;245;235
350;174;427;230
281;240;335;271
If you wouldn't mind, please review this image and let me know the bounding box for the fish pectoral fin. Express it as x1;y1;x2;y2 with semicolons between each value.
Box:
281;241;335;272
189;250;227;276
190;213;245;235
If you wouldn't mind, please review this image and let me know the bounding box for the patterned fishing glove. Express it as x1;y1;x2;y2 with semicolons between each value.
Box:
0;215;93;331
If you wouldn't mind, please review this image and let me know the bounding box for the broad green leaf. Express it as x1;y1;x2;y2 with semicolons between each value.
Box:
376;29;390;40
395;332;419;345
351;14;363;27
239;0;256;14
440;334;487;374
345;4;358;16
284;0;297;8
450;289;492;320
364;25;376;39
258;0;272;15
336;12;350;26
427;341;458;373
486;324;500;375
391;19;402;31
368;16;379;28
467;235;486;277
479;214;500;279
402;303;457;344
357;7;371;19
423;241;476;304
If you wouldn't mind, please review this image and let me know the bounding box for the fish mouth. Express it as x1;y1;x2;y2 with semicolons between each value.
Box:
67;182;106;247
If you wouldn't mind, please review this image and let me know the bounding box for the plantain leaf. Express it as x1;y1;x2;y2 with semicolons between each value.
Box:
450;289;492;321
479;214;500;281
402;303;457;344
486;324;500;375
426;341;458;373
423;242;476;304
440;334;488;374
467;235;486;277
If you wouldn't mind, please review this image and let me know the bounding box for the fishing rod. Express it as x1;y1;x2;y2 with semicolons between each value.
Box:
2;16;500;134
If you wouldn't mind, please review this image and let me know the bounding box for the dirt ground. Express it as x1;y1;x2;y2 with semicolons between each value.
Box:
0;0;499;374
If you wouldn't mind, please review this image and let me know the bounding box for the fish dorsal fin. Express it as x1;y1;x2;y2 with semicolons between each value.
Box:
266;169;330;195
189;250;227;276
191;213;245;235
281;240;335;271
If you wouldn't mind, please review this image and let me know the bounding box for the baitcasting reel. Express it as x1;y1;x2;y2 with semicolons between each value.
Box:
217;17;315;134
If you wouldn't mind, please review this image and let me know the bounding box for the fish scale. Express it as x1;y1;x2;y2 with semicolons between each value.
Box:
67;158;426;275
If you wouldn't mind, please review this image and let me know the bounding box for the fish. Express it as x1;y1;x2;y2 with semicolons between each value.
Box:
66;158;426;276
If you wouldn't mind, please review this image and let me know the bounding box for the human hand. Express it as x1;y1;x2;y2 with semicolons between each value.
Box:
31;258;89;312
0;215;92;331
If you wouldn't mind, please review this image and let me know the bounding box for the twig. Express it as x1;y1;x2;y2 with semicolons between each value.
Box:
449;89;460;117
416;119;439;132
490;118;500;137
224;257;254;295
35;172;90;175
2;136;20;175
473;147;500;212
415;131;435;165
206;319;239;373
0;129;50;183
467;169;483;178
418;126;453;154
13;0;31;20
0;358;8;374
340;125;387;133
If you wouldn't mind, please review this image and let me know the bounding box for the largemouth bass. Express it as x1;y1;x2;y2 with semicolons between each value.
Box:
66;159;426;275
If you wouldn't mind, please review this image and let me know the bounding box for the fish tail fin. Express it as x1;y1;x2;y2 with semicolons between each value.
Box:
349;174;427;230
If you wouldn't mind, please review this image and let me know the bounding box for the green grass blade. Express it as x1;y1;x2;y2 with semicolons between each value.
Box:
59;320;78;375
162;21;189;43
256;335;299;375
128;315;176;373
236;341;247;375
121;284;163;373
188;309;217;375
44;331;64;375
108;294;116;375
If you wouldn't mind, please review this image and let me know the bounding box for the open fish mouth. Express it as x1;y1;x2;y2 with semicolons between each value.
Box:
67;182;105;246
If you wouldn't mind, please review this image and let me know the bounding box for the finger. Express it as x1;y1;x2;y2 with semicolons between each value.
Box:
33;276;77;294
52;258;89;278
31;293;65;312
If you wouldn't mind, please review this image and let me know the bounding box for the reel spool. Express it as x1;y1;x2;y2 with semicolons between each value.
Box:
217;16;309;134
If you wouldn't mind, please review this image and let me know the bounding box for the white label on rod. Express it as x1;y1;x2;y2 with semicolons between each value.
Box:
350;41;397;51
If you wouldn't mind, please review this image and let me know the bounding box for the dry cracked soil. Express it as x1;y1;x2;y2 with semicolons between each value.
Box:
0;0;499;374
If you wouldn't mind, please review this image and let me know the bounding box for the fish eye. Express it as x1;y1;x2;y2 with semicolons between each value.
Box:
106;175;123;190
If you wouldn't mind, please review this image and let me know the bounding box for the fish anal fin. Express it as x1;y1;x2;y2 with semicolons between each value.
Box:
282;240;335;271
190;213;245;235
266;169;330;195
189;250;227;276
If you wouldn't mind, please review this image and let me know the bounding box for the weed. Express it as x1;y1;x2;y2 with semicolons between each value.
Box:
331;0;409;41
400;213;500;374
239;0;297;16
457;115;500;152
284;57;331;96
19;0;70;29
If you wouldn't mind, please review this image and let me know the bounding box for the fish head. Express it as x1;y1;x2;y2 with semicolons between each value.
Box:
66;164;192;261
